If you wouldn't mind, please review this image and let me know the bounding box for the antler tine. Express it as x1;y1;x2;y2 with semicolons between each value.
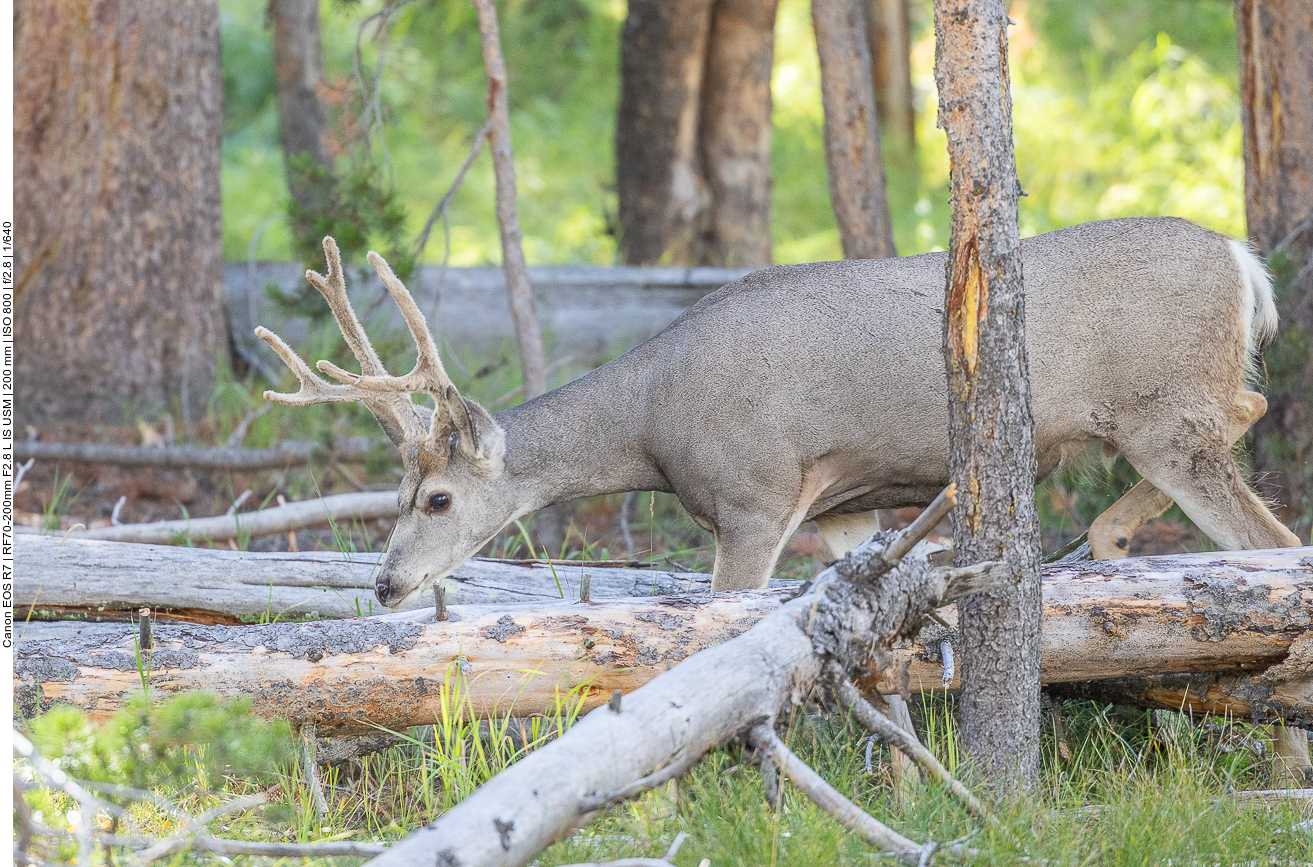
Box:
254;326;376;406
317;251;453;398
304;237;389;377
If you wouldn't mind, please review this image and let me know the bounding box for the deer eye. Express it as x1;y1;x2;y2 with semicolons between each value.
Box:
426;492;452;514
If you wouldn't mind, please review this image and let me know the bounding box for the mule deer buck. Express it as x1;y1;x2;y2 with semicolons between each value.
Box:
257;217;1299;609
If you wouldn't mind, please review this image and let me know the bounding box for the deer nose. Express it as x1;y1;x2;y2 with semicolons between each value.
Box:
375;576;392;603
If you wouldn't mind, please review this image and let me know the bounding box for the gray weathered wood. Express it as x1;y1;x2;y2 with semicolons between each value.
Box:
15;535;718;622
227;262;752;372
14;436;382;470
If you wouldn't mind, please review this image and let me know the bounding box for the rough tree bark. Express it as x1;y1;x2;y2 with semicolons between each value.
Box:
698;0;779;267
864;0;916;158
814;0;898;259
616;0;776;267
1235;0;1313;254
13;0;230;426
1240;0;1313;538
270;0;332;214
1236;0;1313;785
933;1;1044;786
616;0;716;265
474;0;548;399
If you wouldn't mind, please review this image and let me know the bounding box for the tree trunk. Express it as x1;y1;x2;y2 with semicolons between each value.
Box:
698;0;779;267
864;0;916;158
616;0;716;265
616;0;777;267
13;0;229;426
1239;0;1313;539
270;0;331;214
933;1;1043;787
814;0;898;259
18;546;1313;733
474;0;548;399
1235;0;1313;253
1237;0;1313;786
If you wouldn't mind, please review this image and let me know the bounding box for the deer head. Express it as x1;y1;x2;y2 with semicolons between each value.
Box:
256;238;513;608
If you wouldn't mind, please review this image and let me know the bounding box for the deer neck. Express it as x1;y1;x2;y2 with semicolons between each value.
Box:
494;378;665;514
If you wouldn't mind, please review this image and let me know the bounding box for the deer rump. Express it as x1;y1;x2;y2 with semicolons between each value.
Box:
259;216;1298;605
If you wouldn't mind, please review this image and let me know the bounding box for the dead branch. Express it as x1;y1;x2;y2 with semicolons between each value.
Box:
15;437;383;470
60;491;397;545
832;671;991;821
748;725;925;861
473;0;547;398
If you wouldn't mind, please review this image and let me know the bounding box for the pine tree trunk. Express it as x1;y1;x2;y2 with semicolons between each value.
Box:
813;0;898;259
270;0;331;214
1238;0;1313;541
1235;0;1313;253
697;0;779;267
13;0;229;426
616;0;716;265
933;0;1043;788
864;0;916;157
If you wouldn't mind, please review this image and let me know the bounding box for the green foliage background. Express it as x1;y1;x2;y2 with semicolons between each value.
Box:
220;0;1248;266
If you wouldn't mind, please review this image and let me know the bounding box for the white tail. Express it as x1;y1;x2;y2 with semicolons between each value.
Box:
1228;238;1280;373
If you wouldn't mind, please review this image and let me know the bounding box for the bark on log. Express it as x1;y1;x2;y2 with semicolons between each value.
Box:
15;535;718;622
14;437;383;471
16;547;1312;734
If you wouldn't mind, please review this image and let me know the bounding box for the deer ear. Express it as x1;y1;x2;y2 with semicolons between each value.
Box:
457;397;505;475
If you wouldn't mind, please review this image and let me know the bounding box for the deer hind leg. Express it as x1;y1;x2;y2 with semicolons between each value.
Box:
815;511;882;558
1106;392;1299;555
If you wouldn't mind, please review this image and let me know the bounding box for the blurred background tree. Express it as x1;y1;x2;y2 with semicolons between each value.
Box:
14;0;229;427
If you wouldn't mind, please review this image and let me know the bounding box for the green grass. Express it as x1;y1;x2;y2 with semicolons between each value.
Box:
17;685;1311;865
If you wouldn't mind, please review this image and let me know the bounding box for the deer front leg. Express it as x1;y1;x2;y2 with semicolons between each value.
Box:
710;506;808;592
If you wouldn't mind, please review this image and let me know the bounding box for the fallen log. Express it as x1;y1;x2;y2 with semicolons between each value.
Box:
55;492;399;545
15;437;384;471
15;546;1312;732
15;535;717;622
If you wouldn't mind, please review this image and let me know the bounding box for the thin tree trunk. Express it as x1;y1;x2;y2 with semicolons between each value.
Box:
814;0;898;259
933;0;1043;787
13;0;229;426
697;0;779;267
864;0;916;157
473;0;548;399
616;0;716;265
270;0;331;213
